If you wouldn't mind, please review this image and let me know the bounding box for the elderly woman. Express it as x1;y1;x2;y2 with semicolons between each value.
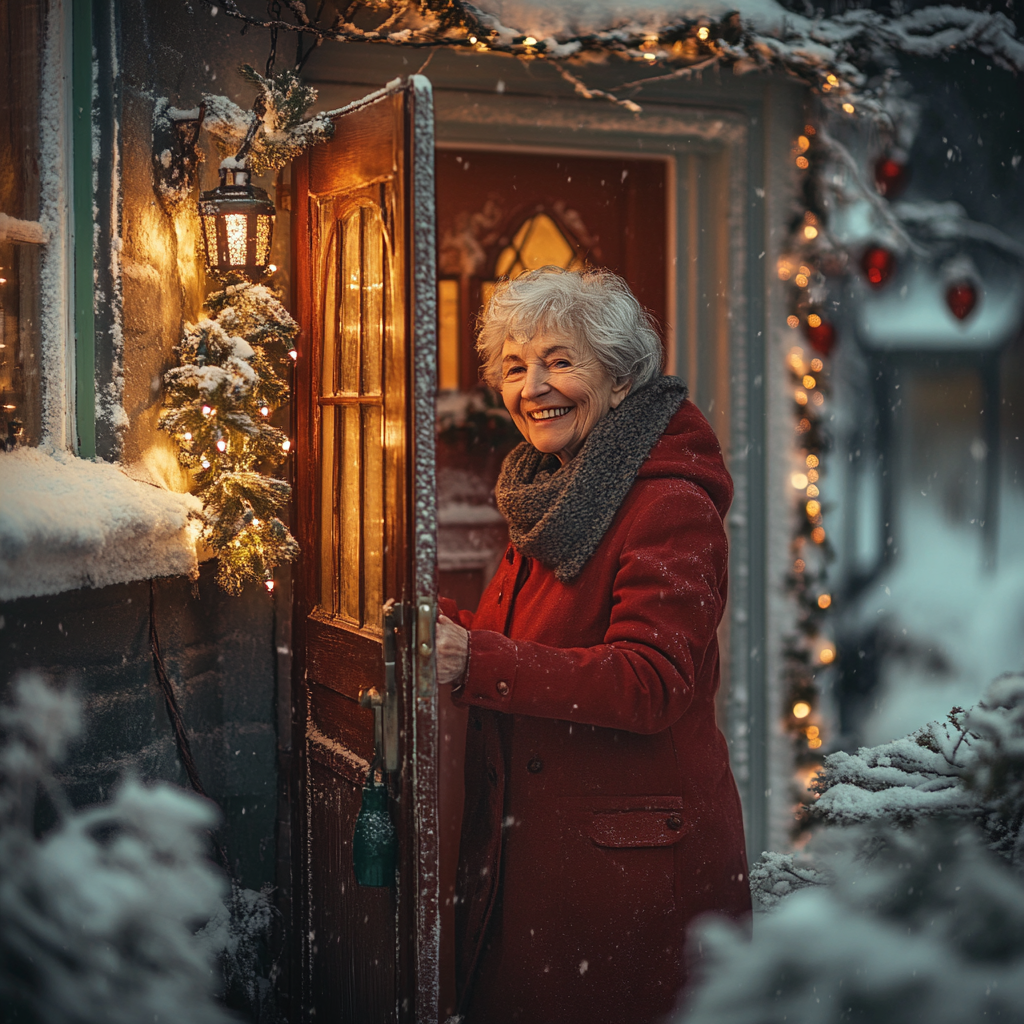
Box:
436;267;749;1024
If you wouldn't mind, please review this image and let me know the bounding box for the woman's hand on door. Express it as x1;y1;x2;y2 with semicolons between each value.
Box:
436;614;469;685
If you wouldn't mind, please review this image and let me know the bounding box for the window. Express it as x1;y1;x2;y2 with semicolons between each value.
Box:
0;0;45;448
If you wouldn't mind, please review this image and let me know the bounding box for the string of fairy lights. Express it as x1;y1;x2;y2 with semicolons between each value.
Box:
780;121;839;816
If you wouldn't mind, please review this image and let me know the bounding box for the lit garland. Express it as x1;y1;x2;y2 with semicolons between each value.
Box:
779;121;838;821
188;0;1024;121
160;280;299;595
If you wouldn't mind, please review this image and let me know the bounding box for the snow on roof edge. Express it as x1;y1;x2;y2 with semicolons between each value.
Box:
0;447;202;602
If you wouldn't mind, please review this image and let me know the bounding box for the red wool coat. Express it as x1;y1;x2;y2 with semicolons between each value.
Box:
443;399;750;1024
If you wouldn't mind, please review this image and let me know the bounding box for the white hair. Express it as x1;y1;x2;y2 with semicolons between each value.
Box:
476;267;664;390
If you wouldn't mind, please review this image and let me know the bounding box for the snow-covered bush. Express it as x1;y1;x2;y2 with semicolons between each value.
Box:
0;674;234;1024
677;675;1024;1022
683;822;1024;1023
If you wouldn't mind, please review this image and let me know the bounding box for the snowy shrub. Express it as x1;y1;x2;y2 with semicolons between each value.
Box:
0;674;235;1024
679;675;1024;1021
683;822;1024;1024
810;673;1024;865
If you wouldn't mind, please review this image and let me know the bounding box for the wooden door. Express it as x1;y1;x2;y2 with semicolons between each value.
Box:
291;76;439;1023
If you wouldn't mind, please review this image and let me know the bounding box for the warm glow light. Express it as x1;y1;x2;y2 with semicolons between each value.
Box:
795;390;808;405
818;593;832;609
282;439;291;451
697;25;709;39
812;391;824;406
795;273;809;288
225;214;248;265
523;35;537;45
804;225;819;240
804;124;816;135
796;156;809;169
251;518;260;527
842;103;855;114
786;315;800;328
791;472;809;489
201;458;211;469
806;725;820;738
806;500;821;517
797;418;811;434
811;526;826;543
808;737;823;749
793;701;811;719
264;579;275;592
267;263;277;273
806;454;819;468
797;135;810;152
288;349;298;360
794;558;805;573
810;358;823;372
202;405;212;416
216;439;227;452
183;432;192;441
826;74;839;86
644;52;657;60
260;406;270;417
819;646;836;664
803;374;816;389
807;314;822;329
807;469;819;483
806;484;819;498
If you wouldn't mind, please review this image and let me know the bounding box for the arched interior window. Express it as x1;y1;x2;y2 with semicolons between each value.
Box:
494;213;581;278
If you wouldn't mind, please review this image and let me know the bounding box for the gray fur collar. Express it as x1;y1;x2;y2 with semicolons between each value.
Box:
495;375;688;582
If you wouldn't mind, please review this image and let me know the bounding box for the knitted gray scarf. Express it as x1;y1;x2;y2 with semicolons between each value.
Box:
495;375;688;582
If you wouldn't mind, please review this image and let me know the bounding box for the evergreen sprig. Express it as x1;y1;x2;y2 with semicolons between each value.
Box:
160;281;300;595
203;67;334;177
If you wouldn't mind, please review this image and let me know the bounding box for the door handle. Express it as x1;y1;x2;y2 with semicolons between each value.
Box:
380;599;402;772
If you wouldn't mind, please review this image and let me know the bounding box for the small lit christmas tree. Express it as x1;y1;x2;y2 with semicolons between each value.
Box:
161;281;299;594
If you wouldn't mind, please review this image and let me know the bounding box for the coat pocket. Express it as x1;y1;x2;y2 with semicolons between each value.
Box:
580;796;689;849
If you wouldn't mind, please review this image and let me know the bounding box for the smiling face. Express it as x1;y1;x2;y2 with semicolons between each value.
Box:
499;329;631;464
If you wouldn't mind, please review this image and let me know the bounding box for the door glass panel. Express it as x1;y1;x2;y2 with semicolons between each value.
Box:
341;208;361;394
319;407;337;614
318;200;390;630
362;403;384;625
361;207;384;395
340;402;362;623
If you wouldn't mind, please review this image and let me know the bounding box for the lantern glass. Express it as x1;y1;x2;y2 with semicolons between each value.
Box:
198;165;276;278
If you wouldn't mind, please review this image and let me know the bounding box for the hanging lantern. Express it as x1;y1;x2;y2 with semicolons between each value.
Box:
946;280;979;321
804;313;836;355
198;160;275;278
861;245;895;288
874;156;909;198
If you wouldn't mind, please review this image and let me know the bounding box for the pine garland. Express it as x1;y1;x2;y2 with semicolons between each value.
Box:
160;282;299;595
203;66;335;177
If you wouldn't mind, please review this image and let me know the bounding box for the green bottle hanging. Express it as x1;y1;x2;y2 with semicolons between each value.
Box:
354;684;397;887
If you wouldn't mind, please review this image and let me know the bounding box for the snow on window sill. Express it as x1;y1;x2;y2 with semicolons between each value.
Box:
0;446;202;602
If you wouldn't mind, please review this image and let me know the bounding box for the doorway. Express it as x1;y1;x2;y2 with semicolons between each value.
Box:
433;146;670;1018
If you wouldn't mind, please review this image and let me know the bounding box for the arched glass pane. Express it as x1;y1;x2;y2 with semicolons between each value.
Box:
494;213;578;278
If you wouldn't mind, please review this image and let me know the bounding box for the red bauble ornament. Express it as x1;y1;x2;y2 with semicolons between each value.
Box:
874;157;909;199
861;246;895;288
804;319;837;355
946;280;978;321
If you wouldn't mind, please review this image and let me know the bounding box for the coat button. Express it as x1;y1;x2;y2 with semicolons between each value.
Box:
527;757;543;774
487;764;498;784
666;815;683;831
496;680;509;695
